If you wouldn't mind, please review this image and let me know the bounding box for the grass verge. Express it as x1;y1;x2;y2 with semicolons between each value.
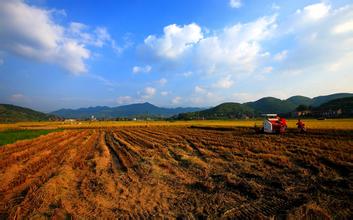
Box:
0;129;63;146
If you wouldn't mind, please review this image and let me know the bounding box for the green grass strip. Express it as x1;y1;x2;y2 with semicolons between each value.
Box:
0;129;63;146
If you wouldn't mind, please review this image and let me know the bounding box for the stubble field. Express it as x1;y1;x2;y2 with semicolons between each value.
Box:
0;126;352;219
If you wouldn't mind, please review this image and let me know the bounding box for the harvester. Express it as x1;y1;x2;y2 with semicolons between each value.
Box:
255;114;287;134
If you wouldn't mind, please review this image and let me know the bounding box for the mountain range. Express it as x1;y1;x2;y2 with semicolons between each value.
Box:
1;93;352;122
51;102;203;119
176;93;353;120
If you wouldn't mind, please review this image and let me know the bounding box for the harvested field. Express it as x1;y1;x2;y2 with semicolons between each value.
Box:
0;127;352;219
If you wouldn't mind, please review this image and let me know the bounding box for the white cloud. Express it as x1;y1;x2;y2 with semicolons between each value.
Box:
195;15;277;74
274;50;288;61
229;0;242;9
116;96;133;105
189;91;224;106
0;0;117;74
144;23;203;59
142;16;276;79
213;75;234;89
264;3;353;98
68;24;115;48
161;91;169;96
262;66;273;73
172;96;182;104
132;65;152;74
142;86;156;99
332;20;353;34
299;2;331;21
10;93;25;100
135;2;353;105
158;78;167;85
272;3;280;11
181;71;193;77
195;85;206;93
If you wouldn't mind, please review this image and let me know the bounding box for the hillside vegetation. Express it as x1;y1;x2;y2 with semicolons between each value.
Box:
176;93;353;120
0;104;59;122
177;103;255;119
314;97;353;116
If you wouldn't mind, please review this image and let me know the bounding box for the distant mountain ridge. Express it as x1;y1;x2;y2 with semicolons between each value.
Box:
1;93;352;121
176;93;353;119
51;102;204;119
0;104;60;122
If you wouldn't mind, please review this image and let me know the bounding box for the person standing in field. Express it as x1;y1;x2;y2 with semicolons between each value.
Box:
279;117;287;128
278;117;287;133
296;119;306;133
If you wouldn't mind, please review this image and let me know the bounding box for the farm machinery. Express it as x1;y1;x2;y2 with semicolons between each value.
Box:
255;114;287;134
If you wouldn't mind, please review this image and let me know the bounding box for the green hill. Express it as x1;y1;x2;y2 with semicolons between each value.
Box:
286;96;312;106
314;97;353;117
175;93;353;120
311;93;353;107
245;97;297;114
0;104;59;122
176;103;254;120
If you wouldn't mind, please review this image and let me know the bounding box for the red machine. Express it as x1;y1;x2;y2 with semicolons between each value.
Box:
257;114;287;134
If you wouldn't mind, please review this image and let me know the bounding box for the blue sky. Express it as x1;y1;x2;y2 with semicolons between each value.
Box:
0;0;353;112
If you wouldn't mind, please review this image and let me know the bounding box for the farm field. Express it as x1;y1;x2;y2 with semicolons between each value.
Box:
1;118;353;131
0;126;352;218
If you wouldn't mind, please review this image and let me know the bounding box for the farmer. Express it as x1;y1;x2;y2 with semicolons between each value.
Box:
279;117;287;128
296;119;306;133
278;117;287;133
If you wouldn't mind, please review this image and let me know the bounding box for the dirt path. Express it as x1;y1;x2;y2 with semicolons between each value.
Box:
0;127;352;219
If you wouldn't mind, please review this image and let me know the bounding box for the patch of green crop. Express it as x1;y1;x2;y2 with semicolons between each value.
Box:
0;129;63;146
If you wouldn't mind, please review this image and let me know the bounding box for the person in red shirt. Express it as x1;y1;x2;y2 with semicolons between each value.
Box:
279;117;287;127
296;119;306;133
276;117;287;133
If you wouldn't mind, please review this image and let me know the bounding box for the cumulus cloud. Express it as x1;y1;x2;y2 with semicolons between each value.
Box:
297;2;330;21
161;91;169;96
144;23;203;59
116;96;133;105
272;3;280;11
0;0;117;74
142;87;156;99
10;93;25;101
287;3;353;68
274;50;288;61
132;65;152;74
142;16;276;78
189;91;224;106
122;2;353;106
229;0;242;9
172;96;182;104
196;16;277;74
332;20;353;35
195;85;206;93
157;78;167;85
138;16;279;105
271;2;353;97
213;75;234;89
262;66;273;73
180;71;193;77
68;23;115;48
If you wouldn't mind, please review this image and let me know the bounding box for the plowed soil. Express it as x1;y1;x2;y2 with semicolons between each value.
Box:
0;127;352;219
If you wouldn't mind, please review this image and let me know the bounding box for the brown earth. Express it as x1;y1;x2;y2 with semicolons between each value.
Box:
0;127;352;219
